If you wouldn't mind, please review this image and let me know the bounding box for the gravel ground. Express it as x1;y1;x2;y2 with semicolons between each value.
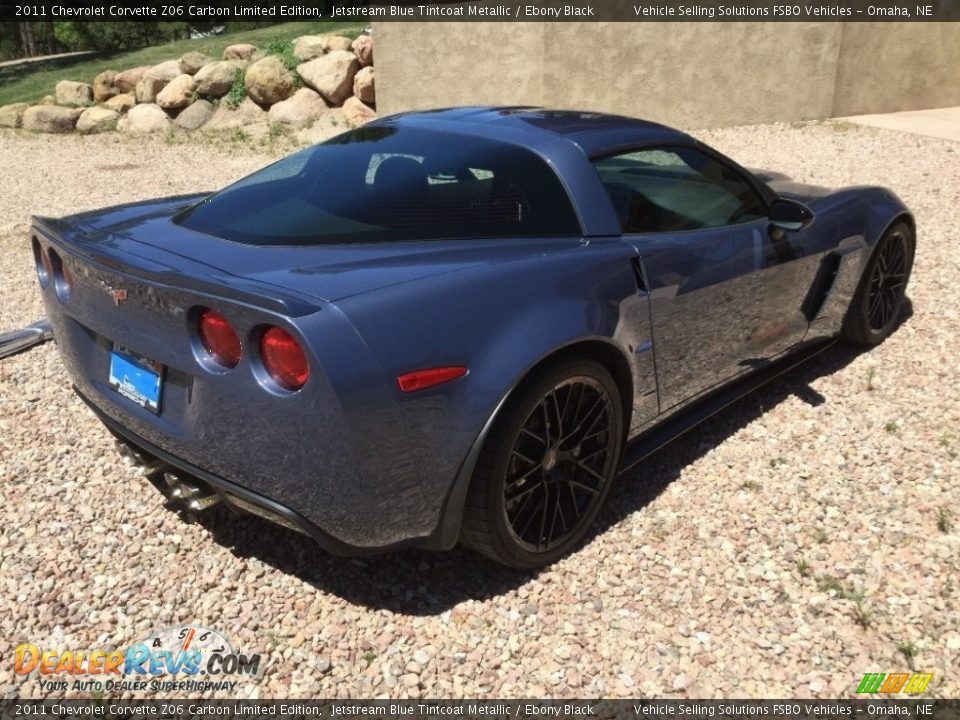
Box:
0;123;958;700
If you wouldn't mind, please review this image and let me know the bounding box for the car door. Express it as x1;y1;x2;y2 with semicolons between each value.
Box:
593;146;814;411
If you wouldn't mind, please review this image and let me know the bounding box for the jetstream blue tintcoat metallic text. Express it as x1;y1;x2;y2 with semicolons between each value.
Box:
33;108;915;567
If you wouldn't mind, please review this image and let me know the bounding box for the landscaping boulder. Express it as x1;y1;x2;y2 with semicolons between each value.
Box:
293;35;326;62
297;51;359;106
145;60;182;83
93;71;118;102
268;88;328;128
0;103;30;129
22;105;84;133
114;66;150;93
194;60;245;98
135;76;167;104
76;107;120;134
157;74;196;110
40;95;56;105
179;51;210;75
175;99;214;130
353;66;374;104
55;80;93;107
119;103;171;133
244;56;295;106
104;93;136;113
342;96;376;127
206;97;266;130
224;43;257;62
323;35;354;53
352;35;373;67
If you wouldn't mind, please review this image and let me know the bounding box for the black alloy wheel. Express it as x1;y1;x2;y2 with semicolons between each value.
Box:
842;222;915;346
461;359;624;568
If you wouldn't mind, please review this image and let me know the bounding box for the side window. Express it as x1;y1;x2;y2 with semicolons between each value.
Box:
592;147;767;234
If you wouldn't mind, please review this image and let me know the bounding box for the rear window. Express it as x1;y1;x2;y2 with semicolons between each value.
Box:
176;126;581;245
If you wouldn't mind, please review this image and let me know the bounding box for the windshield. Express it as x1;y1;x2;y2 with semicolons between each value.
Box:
175;126;582;245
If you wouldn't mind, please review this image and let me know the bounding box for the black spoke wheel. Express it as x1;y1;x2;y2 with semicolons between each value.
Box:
843;222;914;346
461;359;624;568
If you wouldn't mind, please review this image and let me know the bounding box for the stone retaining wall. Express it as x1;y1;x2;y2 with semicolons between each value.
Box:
0;33;376;143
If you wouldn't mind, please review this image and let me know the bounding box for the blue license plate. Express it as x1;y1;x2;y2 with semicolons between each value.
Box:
108;346;163;413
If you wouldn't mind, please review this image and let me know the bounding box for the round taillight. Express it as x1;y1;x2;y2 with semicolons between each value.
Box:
198;309;242;369
260;327;309;391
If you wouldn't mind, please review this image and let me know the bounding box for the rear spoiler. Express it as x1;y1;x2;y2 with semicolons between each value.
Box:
32;216;324;318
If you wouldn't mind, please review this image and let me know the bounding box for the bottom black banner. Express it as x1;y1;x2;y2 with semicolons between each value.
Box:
1;700;959;720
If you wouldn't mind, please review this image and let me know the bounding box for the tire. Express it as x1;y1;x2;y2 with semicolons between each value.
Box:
842;221;915;346
460;358;624;569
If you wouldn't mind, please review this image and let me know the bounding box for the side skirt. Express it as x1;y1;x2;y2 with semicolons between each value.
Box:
618;338;835;475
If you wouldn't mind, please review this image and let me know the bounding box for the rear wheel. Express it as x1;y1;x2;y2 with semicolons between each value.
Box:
842;222;915;346
461;359;624;569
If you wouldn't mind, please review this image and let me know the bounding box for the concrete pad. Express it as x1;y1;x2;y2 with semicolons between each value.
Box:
838;106;960;142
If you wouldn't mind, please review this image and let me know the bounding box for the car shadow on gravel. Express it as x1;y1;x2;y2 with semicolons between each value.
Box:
185;303;912;614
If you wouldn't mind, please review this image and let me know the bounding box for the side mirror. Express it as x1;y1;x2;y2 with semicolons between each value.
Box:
769;198;814;232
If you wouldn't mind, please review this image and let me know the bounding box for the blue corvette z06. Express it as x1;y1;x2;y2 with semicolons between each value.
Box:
33;108;915;568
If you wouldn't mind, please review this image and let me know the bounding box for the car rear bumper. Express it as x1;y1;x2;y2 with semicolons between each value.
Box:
81;389;437;556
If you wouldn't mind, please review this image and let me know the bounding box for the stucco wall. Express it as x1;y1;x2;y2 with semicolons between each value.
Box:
373;21;960;127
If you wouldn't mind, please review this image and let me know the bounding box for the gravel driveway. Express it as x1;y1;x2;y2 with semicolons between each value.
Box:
1;124;957;699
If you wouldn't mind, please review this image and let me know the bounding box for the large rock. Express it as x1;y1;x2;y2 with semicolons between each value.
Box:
135;76;167;104
224;43;257;61
292;35;326;62
175;99;214;130
93;71;118;102
76;107;120;134
114;66;150;93
206;97;267;130
157;74;196;110
244;56;295;107
179;51;210;75
119;103;172;133
104;93;135;113
55;80;93;106
268;88;328;128
352;35;373;67
0;102;30;129
342;96;376;127
194;60;245;98
297;51;359;106
323;35;354;53
353;66;374;104
145;60;182;83
22;105;84;133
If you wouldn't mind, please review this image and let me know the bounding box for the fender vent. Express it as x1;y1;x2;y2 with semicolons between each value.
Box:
631;257;649;293
801;252;843;321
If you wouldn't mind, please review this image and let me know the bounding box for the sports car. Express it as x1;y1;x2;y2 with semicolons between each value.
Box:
32;107;915;568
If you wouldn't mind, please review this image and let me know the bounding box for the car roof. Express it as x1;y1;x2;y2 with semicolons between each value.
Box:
373;106;696;158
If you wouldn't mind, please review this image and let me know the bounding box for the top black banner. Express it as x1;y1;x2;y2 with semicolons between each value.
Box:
4;0;960;22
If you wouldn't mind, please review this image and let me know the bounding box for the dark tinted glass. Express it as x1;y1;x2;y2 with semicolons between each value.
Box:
176;126;581;245
593;147;767;234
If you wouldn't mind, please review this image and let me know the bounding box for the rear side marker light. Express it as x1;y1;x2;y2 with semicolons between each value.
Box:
397;366;468;393
260;327;309;392
197;308;242;369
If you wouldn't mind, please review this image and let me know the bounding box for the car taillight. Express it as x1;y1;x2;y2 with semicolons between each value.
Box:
260;327;309;391
198;309;242;368
397;366;468;393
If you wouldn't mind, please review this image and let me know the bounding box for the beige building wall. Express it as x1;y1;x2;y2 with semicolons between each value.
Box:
373;21;960;128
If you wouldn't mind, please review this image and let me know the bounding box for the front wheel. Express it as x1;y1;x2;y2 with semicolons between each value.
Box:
460;359;624;569
842;222;915;346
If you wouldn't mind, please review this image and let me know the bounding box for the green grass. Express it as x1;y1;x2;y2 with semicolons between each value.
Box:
0;22;362;106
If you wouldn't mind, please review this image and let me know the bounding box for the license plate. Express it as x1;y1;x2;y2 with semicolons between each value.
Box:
108;346;164;413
